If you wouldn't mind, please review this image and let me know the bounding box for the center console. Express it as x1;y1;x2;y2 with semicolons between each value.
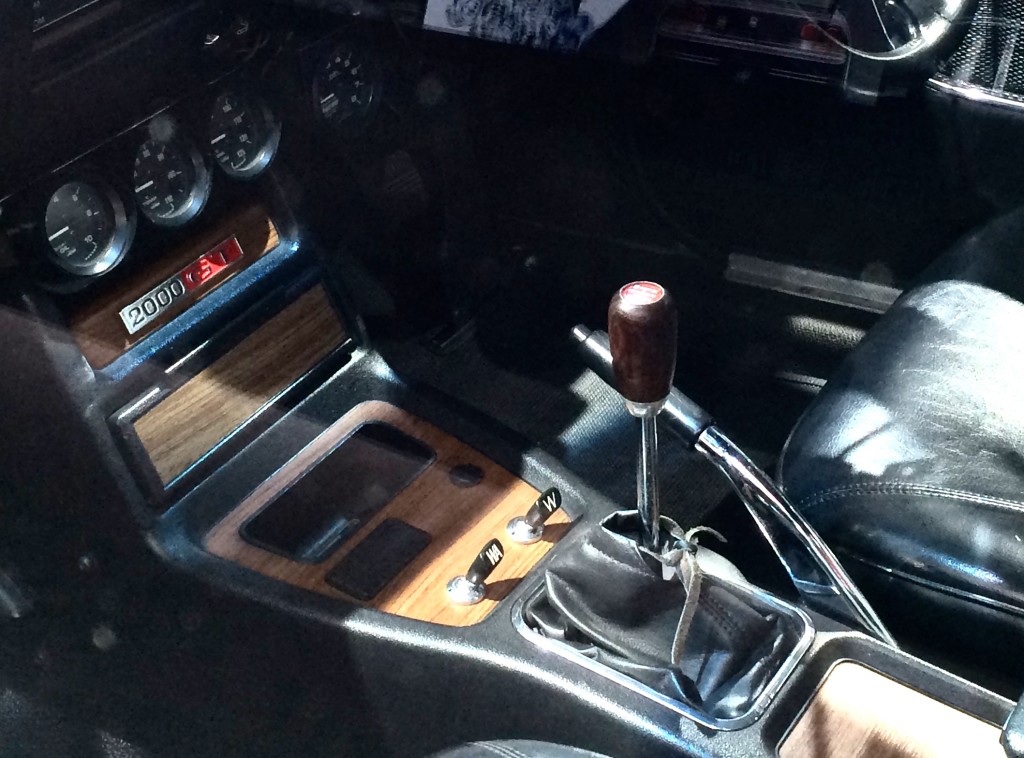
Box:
204;399;573;626
149;268;1015;756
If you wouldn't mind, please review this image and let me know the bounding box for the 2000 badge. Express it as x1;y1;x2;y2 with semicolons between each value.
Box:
118;237;244;335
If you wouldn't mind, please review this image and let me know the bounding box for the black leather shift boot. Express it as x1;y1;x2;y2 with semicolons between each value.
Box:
523;512;805;721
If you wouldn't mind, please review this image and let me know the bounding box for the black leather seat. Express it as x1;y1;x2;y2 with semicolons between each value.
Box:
779;207;1024;671
429;741;611;758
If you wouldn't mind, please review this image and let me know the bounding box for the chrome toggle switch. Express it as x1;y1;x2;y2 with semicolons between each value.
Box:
506;488;562;545
446;538;504;606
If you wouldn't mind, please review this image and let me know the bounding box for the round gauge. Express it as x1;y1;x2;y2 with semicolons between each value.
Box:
313;44;380;131
133;137;210;226
43;181;131;276
207;92;280;180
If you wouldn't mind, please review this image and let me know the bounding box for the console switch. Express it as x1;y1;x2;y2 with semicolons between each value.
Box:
507;488;563;544
446;539;504;605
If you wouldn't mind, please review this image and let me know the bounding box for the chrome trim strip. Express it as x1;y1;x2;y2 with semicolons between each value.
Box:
118;386;164;419
725;253;901;313
657;49;722;66
511;581;815;732
768;69;833;84
33;0;102;32
658;24;846;64
927;76;1024;112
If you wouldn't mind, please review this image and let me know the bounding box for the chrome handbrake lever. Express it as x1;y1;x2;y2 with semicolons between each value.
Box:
693;426;897;647
573;325;898;648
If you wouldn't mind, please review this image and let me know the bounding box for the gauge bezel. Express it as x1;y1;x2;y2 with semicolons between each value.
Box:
43;178;134;277
312;41;383;137
133;135;211;228
207;91;282;181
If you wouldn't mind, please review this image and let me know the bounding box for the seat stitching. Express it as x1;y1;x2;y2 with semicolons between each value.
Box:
797;480;1024;515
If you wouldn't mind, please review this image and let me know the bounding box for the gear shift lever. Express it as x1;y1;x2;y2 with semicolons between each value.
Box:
608;281;678;551
573;325;899;647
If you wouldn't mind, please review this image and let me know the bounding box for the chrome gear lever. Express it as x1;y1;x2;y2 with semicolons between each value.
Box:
608;281;678;551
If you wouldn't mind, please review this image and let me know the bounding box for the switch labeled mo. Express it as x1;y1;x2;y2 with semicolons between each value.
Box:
446;539;504;606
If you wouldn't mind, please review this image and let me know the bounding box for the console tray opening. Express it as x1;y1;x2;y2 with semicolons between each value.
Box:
241;422;435;562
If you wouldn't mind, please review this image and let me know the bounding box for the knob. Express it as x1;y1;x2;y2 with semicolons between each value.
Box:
506;488;562;544
608;281;678;413
446;539;504;605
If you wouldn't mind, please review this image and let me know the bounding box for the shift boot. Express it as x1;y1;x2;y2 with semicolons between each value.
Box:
523;511;804;721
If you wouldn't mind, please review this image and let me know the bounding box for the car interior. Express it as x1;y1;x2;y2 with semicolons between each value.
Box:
3;0;1024;755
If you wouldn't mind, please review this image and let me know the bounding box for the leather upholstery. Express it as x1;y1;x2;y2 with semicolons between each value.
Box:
429;740;611;758
780;207;1024;639
522;512;803;721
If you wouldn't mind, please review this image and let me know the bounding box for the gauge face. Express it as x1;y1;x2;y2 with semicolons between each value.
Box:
208;92;280;180
44;181;130;276
313;44;379;130
133;138;209;226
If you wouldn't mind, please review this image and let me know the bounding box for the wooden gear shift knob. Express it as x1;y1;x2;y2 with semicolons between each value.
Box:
608;281;678;407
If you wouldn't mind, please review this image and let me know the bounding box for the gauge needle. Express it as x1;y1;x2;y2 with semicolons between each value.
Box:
135;180;155;192
47;225;70;241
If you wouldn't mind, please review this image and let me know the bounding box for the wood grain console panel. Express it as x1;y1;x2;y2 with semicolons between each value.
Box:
71;204;281;368
134;285;345;484
204;401;572;626
779;662;1003;758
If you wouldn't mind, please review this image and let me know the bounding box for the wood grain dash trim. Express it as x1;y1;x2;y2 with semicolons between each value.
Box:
71;204;281;369
133;285;345;485
204;401;573;626
779;662;1004;758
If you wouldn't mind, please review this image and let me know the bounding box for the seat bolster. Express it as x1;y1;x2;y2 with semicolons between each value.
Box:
780;275;1024;622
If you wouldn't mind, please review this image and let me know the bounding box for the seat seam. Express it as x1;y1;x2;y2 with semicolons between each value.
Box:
842;551;1024;620
797;480;1024;515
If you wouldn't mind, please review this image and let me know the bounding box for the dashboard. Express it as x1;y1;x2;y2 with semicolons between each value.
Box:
0;0;995;213
0;0;1019;340
1;10;388;294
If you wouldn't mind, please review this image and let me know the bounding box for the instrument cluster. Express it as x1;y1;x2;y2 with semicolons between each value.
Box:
5;27;392;288
24;88;282;280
